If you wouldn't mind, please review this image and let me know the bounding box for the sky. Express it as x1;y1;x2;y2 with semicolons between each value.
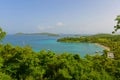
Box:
0;0;120;34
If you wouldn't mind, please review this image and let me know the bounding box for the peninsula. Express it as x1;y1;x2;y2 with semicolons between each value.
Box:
57;33;116;51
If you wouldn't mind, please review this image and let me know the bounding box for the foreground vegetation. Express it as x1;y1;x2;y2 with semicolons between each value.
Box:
0;44;120;80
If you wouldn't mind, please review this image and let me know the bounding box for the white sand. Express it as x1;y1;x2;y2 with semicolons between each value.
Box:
95;43;110;51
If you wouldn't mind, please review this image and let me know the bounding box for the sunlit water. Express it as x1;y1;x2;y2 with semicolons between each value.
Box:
2;35;104;57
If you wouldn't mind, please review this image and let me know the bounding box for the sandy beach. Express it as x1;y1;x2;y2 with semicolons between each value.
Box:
95;43;110;51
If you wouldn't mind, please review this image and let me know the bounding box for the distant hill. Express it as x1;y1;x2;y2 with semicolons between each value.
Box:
15;32;60;36
92;33;112;37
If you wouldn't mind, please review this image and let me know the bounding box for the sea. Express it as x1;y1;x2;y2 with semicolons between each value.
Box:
2;35;104;57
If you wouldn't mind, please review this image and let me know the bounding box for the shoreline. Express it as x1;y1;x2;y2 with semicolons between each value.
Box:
95;43;110;51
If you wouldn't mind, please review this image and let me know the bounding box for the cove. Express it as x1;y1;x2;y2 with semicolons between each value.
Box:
3;35;105;57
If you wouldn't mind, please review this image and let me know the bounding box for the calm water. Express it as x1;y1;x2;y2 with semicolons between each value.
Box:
2;35;104;57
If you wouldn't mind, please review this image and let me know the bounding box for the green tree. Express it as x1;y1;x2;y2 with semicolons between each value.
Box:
0;72;12;80
112;15;120;33
0;27;6;42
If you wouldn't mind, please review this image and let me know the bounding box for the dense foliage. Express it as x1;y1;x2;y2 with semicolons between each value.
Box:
0;44;120;80
113;15;120;33
0;27;6;41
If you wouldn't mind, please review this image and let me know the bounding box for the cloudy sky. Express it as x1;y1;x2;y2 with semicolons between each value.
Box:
0;0;120;34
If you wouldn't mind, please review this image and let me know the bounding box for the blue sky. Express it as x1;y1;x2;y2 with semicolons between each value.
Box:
0;0;120;34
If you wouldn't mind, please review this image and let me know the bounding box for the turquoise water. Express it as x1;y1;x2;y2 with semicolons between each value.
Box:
3;35;104;57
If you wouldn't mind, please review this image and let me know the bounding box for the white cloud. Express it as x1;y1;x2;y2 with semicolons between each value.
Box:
38;26;52;31
56;22;64;26
38;22;64;30
37;22;65;33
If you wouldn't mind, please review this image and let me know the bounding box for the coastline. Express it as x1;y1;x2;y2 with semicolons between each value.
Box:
95;43;110;51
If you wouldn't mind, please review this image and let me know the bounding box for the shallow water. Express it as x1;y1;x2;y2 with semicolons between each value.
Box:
2;35;104;57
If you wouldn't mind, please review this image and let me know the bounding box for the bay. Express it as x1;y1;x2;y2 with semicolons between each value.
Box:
2;35;104;57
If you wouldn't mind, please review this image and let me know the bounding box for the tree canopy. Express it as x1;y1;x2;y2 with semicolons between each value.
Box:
112;15;120;33
0;27;6;41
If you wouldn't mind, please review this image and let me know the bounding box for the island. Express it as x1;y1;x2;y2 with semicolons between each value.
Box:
15;32;60;36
